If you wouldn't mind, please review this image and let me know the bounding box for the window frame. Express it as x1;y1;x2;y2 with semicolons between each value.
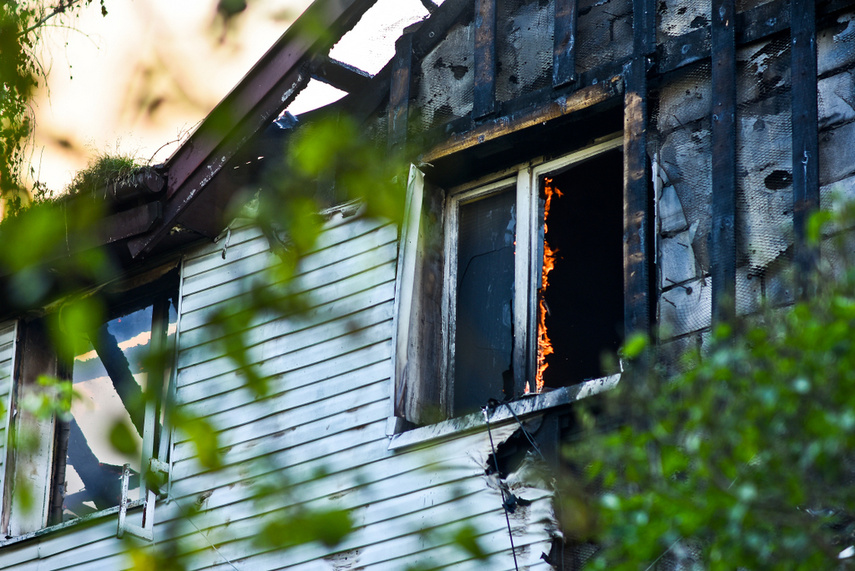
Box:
0;267;179;542
392;134;624;431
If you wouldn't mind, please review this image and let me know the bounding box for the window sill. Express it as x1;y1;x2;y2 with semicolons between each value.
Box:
387;374;620;451
0;499;145;547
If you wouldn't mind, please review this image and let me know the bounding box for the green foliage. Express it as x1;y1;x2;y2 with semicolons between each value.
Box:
0;1;110;206
19;374;75;420
573;210;855;569
256;507;354;549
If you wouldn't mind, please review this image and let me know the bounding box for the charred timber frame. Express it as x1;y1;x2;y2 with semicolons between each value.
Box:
474;0;498;119
791;0;820;279
623;0;655;338
553;0;579;87
389;33;414;149
711;0;737;320
127;0;380;258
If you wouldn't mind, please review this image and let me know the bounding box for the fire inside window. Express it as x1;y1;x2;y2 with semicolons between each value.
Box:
452;149;624;415
538;150;624;390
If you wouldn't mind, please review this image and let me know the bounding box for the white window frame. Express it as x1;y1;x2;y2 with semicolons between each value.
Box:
391;134;623;436
0;269;179;544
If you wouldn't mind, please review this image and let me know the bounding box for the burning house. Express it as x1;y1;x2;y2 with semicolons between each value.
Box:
0;0;853;568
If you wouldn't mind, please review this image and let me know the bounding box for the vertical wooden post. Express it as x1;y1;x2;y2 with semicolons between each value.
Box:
791;0;819;277
388;33;413;150
474;0;497;119
623;59;650;338
623;0;655;339
553;0;578;87
711;0;737;320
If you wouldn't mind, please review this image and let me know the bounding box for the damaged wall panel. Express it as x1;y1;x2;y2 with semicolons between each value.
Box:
575;0;633;75
417;20;476;131
496;0;555;102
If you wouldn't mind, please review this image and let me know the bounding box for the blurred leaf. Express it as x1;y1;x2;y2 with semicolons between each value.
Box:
109;419;139;456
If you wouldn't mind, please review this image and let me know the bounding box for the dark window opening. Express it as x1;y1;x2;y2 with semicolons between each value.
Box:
454;187;516;415
540;149;624;388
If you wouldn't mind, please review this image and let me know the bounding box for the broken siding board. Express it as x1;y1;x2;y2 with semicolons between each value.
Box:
169;463;544;568
176;489;552;571
192;480;551;569
711;0;737;318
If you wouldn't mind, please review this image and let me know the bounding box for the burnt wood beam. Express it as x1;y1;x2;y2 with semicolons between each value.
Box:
711;0;737;320
623;59;650;338
473;0;497;119
92;325;146;436
422;78;621;162
791;0;820;278
102;202;162;244
553;0;578;87
389;33;414;149
622;0;655;338
127;0;379;257
634;0;656;56
310;56;373;93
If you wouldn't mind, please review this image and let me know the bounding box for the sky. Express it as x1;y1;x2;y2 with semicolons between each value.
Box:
29;0;431;193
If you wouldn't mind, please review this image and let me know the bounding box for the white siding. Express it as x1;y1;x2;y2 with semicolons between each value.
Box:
160;214;554;571
0;213;555;570
0;320;17;522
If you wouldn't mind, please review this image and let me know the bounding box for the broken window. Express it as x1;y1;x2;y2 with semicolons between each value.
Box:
3;270;177;537
395;136;625;424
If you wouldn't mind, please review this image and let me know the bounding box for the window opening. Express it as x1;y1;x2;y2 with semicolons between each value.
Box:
57;298;177;523
454;187;517;414
4;273;178;536
538;149;624;389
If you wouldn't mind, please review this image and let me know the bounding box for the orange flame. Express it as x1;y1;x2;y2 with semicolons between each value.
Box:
535;178;563;392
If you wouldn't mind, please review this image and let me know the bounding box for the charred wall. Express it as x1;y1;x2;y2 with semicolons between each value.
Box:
655;8;855;360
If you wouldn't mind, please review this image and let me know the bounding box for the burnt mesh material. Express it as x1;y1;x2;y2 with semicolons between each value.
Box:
496;0;554;103
656;0;710;43
735;36;793;283
652;62;713;336
576;0;633;75
417;20;475;133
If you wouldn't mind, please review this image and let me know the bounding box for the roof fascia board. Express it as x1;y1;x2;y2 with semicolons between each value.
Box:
127;0;379;258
